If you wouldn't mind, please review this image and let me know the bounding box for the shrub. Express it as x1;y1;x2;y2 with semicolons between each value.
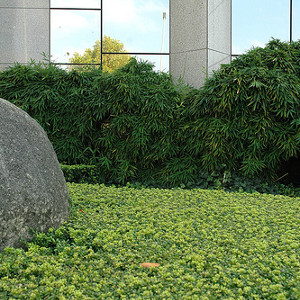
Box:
90;59;184;182
1;183;299;298
0;58;185;183
0;39;299;185
183;39;300;179
0;62;101;164
61;164;103;184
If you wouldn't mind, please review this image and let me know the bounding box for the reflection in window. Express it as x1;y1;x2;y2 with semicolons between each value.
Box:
101;54;169;73
50;10;101;63
51;0;101;9
50;0;170;72
293;0;300;40
70;38;131;72
232;0;290;55
103;0;169;54
134;55;169;72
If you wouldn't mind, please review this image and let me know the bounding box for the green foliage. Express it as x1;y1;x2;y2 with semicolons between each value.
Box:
184;39;300;178
69;36;131;72
61;164;103;184
0;61;101;164
1;183;299;298
0;58;184;184
0;39;299;186
62;164;300;197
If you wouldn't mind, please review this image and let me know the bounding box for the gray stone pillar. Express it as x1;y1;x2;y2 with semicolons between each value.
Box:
0;0;50;70
170;0;232;88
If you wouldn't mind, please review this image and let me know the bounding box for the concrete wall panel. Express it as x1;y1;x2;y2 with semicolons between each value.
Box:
0;0;49;9
171;49;207;88
170;0;207;54
208;0;231;54
208;50;231;75
0;64;16;70
170;0;232;87
0;2;49;68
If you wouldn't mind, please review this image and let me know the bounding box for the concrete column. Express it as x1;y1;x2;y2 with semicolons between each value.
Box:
0;0;50;70
170;0;232;88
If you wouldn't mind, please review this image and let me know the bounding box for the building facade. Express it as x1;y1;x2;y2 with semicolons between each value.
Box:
170;0;231;87
1;0;231;87
0;1;50;70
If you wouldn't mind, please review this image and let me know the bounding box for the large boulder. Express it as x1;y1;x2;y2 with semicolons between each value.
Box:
0;98;69;251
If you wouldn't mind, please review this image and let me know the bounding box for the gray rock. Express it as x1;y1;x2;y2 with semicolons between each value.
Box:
0;98;69;251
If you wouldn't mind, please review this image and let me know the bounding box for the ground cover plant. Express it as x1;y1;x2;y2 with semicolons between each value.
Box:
0;183;299;299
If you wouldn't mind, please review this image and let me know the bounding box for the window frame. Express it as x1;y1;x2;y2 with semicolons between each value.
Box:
50;0;170;70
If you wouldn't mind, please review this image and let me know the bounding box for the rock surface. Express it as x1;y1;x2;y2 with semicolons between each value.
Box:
0;98;69;251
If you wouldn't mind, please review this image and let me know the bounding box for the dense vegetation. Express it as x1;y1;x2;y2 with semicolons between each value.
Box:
0;58;184;185
0;39;299;187
0;183;299;299
183;39;300;179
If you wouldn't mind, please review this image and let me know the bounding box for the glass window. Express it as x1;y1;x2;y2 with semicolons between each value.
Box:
102;54;169;72
51;0;101;9
51;10;101;63
50;0;170;71
103;0;169;53
293;0;300;40
101;54;131;72
232;0;290;54
134;54;169;72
